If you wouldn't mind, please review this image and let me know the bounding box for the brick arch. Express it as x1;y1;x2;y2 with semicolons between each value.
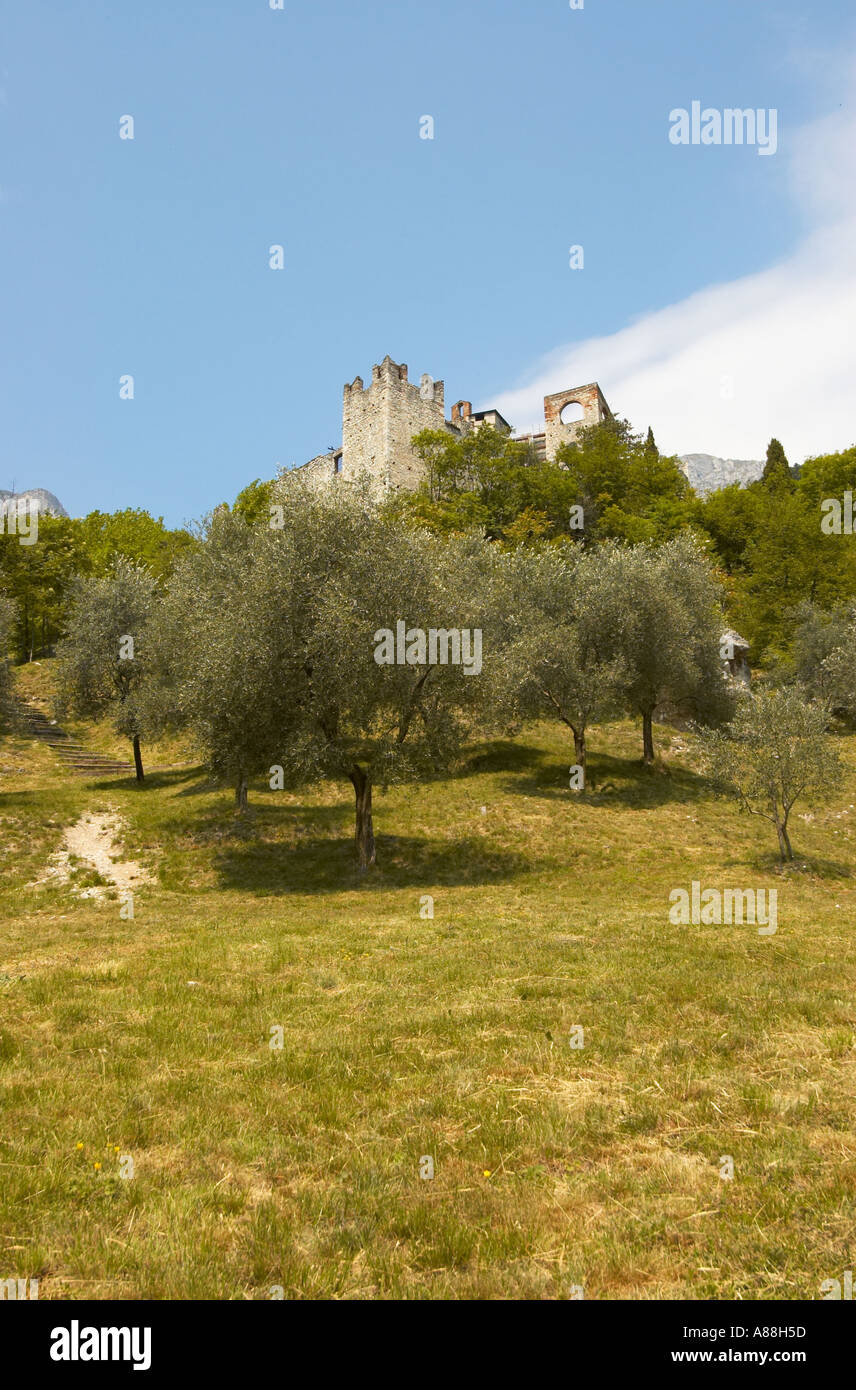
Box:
558;399;586;424
543;385;600;427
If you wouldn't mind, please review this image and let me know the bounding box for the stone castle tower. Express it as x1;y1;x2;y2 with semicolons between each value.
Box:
297;355;611;490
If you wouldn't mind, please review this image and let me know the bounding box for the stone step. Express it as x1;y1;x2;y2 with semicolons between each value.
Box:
70;768;134;775
57;750;132;761
65;763;134;770
8;698;136;775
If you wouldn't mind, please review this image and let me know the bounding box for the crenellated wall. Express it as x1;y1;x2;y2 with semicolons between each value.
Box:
294;355;611;492
341;356;446;490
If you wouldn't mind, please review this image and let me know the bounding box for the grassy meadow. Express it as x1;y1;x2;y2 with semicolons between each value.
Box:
1;660;855;1300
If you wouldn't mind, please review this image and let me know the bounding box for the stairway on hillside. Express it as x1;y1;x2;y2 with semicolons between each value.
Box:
8;697;136;777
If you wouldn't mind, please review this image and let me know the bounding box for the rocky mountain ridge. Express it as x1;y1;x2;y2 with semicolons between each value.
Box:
678;454;764;495
0;488;69;518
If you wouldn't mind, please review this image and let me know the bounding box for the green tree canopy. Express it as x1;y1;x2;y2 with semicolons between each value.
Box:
554;417;693;544
761;437;792;488
74;509;194;581
698;686;842;861
55;557;158;781
0;508;194;662
150;479;492;867
487;544;626;783
603;533;734;763
391;425;578;543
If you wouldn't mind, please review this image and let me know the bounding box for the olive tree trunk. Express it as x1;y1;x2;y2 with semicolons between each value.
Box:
642;709;655;765
132;733;144;783
775;811;793;862
573;726;586;787
350;764;376;871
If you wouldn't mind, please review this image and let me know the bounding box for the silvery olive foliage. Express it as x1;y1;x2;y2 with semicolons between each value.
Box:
487;544;626;782
697;685;843;862
488;533;731;773
143;503;300;808
820;642;856;721
789;601;856;719
145;487;742;860
603;533;735;763
148;478;491;866
55;557;157;780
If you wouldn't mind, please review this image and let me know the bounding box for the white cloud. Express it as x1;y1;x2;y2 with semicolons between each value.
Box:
494;71;856;464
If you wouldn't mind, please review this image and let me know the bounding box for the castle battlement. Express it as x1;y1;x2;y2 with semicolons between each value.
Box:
296;355;611;491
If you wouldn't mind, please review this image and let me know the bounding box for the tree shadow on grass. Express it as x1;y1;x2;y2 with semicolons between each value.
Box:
0;767;208;811
212;824;530;896
140;786;530;894
46;767;210;795
742;850;855;881
499;750;708;809
458;740;549;778
158;768;217;796
0;787;41;810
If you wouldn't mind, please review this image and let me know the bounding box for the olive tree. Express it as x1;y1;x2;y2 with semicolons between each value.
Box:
267;477;490;867
790;602;856;718
606;534;734;763
143;506;301;809
55;557;156;781
820;642;856;721
152;479;491;867
698;686;842;861
488;544;625;786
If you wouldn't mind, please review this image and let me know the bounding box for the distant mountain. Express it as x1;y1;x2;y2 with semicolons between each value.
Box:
678;454;764;495
0;487;69;518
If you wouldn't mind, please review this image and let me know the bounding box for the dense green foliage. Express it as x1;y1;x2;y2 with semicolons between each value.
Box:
486;533;734;773
0;508;193;662
390;420;856;662
698;686;843;861
392;417;691;546
127;485;756;865
54;558;158;780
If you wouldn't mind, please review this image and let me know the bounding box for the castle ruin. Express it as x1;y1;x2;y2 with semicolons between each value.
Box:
296;355;612;491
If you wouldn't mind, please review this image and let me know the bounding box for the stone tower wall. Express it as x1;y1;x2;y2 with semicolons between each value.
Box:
342;357;446;490
294;355;612;492
544;382;611;459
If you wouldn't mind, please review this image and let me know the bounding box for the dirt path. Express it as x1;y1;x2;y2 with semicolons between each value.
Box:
37;809;152;898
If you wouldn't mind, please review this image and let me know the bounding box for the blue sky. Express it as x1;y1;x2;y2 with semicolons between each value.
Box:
1;0;854;527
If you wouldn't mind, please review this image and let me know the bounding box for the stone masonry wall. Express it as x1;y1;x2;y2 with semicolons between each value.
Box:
543;382;611;459
342;356;446;490
293;354;612;492
298;451;341;489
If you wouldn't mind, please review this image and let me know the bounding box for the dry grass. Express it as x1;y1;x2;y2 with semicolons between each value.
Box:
1;662;855;1299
